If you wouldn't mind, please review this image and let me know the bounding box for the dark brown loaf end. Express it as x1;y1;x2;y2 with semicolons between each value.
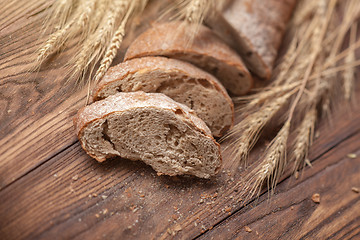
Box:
75;91;222;178
124;22;253;95
93;56;234;137
207;0;297;79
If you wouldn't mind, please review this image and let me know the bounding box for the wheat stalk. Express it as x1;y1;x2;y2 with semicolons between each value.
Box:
343;22;357;100
292;107;317;172
234;82;301;111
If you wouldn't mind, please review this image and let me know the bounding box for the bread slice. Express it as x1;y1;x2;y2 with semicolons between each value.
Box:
124;22;253;95
92;56;234;137
206;0;296;79
74;91;222;178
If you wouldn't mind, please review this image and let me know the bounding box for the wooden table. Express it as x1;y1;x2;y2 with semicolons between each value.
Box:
1;1;359;239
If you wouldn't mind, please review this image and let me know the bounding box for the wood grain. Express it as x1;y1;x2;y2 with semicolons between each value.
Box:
1;0;360;239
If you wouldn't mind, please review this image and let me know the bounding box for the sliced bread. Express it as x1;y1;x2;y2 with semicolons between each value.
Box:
92;56;234;137
124;22;253;95
74;91;222;178
207;0;297;79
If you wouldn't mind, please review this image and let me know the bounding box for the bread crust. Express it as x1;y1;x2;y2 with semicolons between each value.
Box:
75;92;213;137
93;56;229;101
207;0;297;79
124;22;253;95
92;56;234;137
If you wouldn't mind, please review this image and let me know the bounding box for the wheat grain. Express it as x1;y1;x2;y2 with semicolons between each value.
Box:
185;0;214;43
277;16;321;86
87;0;109;32
287;0;336;122
93;22;127;83
233;0;360;204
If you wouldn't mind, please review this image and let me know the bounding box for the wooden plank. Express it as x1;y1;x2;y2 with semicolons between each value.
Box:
0;88;359;239
198;134;360;240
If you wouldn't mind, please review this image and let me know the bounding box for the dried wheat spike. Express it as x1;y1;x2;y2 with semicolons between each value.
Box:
292;107;317;172
242;121;290;200
94;20;127;83
185;0;206;23
37;21;75;63
94;0;148;83
70;0;126;84
75;0;97;40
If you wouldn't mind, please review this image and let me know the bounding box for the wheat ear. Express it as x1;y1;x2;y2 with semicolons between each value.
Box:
37;0;98;65
93;7;130;83
75;0;97;41
94;0;148;83
69;0;127;85
242;121;290;200
37;21;74;63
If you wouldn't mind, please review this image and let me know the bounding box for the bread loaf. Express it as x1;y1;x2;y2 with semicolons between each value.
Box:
93;56;234;137
124;22;253;95
74;91;222;178
207;0;297;79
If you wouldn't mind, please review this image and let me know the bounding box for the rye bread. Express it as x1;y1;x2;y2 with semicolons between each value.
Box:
207;0;297;79
74;91;222;178
124;22;253;95
93;56;234;137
